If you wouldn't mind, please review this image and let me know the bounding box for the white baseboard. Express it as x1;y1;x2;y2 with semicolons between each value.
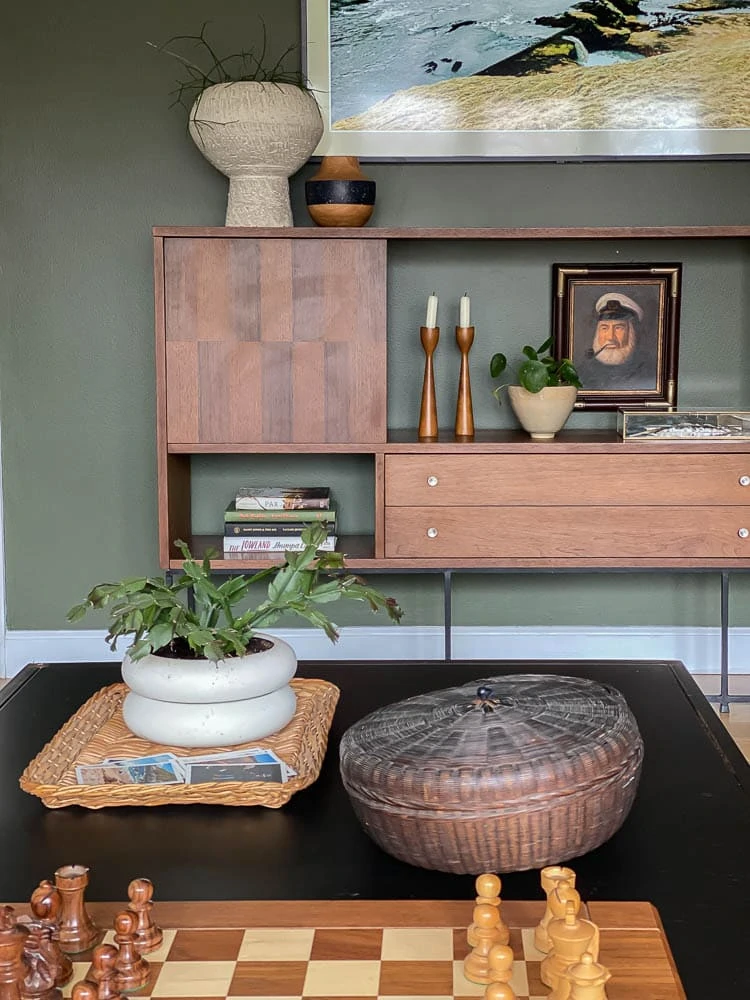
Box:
4;625;750;678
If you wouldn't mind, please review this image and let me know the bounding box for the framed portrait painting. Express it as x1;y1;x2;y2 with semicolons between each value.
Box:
302;1;750;160
552;264;682;410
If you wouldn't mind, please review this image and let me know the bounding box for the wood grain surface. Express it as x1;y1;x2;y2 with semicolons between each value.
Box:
159;237;387;445
385;453;750;506
384;506;750;559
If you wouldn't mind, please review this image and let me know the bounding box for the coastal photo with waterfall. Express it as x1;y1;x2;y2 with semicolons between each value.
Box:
304;0;750;157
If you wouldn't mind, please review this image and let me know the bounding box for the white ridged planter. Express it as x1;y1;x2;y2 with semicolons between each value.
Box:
121;633;297;748
188;82;323;227
508;385;578;440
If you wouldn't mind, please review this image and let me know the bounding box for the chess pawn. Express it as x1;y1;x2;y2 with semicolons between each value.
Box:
485;985;516;1000
567;952;611;1000
541;901;599;995
468;875;507;947
53;866;102;954
463;905;502;985
30;883;72;987
71;984;97;1000
535;876;581;954
86;944;124;1000
126;879;162;954
487;944;514;990
0;907;27;1000
112;912;149;991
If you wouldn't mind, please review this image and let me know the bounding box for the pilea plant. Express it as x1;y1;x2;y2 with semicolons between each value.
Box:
490;337;582;402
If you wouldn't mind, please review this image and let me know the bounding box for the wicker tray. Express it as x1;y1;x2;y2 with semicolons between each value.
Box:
20;678;340;809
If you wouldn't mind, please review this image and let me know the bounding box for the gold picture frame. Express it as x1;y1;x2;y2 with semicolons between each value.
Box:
552;263;682;410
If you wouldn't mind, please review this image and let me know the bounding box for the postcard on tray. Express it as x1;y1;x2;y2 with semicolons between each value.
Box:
75;756;184;786
184;761;286;784
176;747;297;777
102;753;187;779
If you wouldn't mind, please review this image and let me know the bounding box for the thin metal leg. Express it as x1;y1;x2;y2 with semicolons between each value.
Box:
719;571;730;714
443;570;452;662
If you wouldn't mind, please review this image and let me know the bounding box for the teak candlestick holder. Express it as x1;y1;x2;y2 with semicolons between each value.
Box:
418;325;440;441
455;325;475;440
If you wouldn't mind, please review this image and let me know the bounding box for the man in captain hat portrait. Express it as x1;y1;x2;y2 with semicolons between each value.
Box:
575;288;657;391
590;292;643;366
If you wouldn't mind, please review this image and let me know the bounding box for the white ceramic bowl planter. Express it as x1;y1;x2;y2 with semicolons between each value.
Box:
508;385;578;441
188;82;323;227
121;633;297;748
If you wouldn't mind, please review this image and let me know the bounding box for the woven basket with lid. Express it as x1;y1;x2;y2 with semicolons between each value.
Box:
339;674;644;874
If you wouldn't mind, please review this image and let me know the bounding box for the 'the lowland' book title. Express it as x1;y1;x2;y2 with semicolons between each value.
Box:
235;486;330;511
223;536;337;552
224;501;336;523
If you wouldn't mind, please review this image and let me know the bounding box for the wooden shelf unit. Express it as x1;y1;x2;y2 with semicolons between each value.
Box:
154;226;750;572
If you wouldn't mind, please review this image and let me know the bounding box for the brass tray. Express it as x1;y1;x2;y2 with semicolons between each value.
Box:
19;678;339;809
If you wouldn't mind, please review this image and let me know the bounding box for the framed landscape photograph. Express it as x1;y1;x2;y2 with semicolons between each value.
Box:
303;1;750;160
552;264;682;410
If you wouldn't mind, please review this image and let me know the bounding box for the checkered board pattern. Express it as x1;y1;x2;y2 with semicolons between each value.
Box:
54;899;685;1000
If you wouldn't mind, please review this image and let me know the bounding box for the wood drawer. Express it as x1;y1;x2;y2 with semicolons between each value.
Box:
384;506;750;559
384;454;750;506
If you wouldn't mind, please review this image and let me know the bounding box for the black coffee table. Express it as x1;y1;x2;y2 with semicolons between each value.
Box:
1;659;749;995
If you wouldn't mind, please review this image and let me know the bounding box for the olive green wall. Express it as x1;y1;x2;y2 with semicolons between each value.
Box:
3;0;750;632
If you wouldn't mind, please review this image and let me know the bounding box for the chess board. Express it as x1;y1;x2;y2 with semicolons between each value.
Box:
41;899;686;1000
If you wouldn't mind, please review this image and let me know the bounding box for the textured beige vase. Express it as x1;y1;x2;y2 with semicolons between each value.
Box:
188;82;324;227
508;385;577;440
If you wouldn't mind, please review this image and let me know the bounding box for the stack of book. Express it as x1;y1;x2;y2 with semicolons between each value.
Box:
223;486;337;554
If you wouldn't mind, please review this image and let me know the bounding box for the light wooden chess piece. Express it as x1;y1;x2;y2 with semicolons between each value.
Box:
53;866;102;954
541;901;599;997
127;879;162;954
485;943;515;999
464;905;504;985
112;912;148;991
418;325;440;440
29;883;72;987
468;874;508;947
534;869;580;954
566;951;611;999
485;984;516;1000
454;324;475;440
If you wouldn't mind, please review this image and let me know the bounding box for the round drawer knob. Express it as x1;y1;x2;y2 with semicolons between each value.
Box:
427;527;438;538
427;476;439;487
739;528;749;539
740;476;750;487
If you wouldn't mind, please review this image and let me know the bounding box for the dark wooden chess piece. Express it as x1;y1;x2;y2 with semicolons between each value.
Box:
29;883;72;986
0;906;27;1000
19;922;60;1000
71;983;97;1000
418;325;440;441
454;325;475;440
126;879;162;954
86;945;124;1000
53;867;102;955
112;912;148;991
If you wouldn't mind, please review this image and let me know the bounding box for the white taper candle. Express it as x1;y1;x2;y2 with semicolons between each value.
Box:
425;293;438;328
459;293;471;327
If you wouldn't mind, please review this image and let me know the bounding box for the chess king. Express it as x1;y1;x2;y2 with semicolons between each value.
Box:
590;292;643;366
